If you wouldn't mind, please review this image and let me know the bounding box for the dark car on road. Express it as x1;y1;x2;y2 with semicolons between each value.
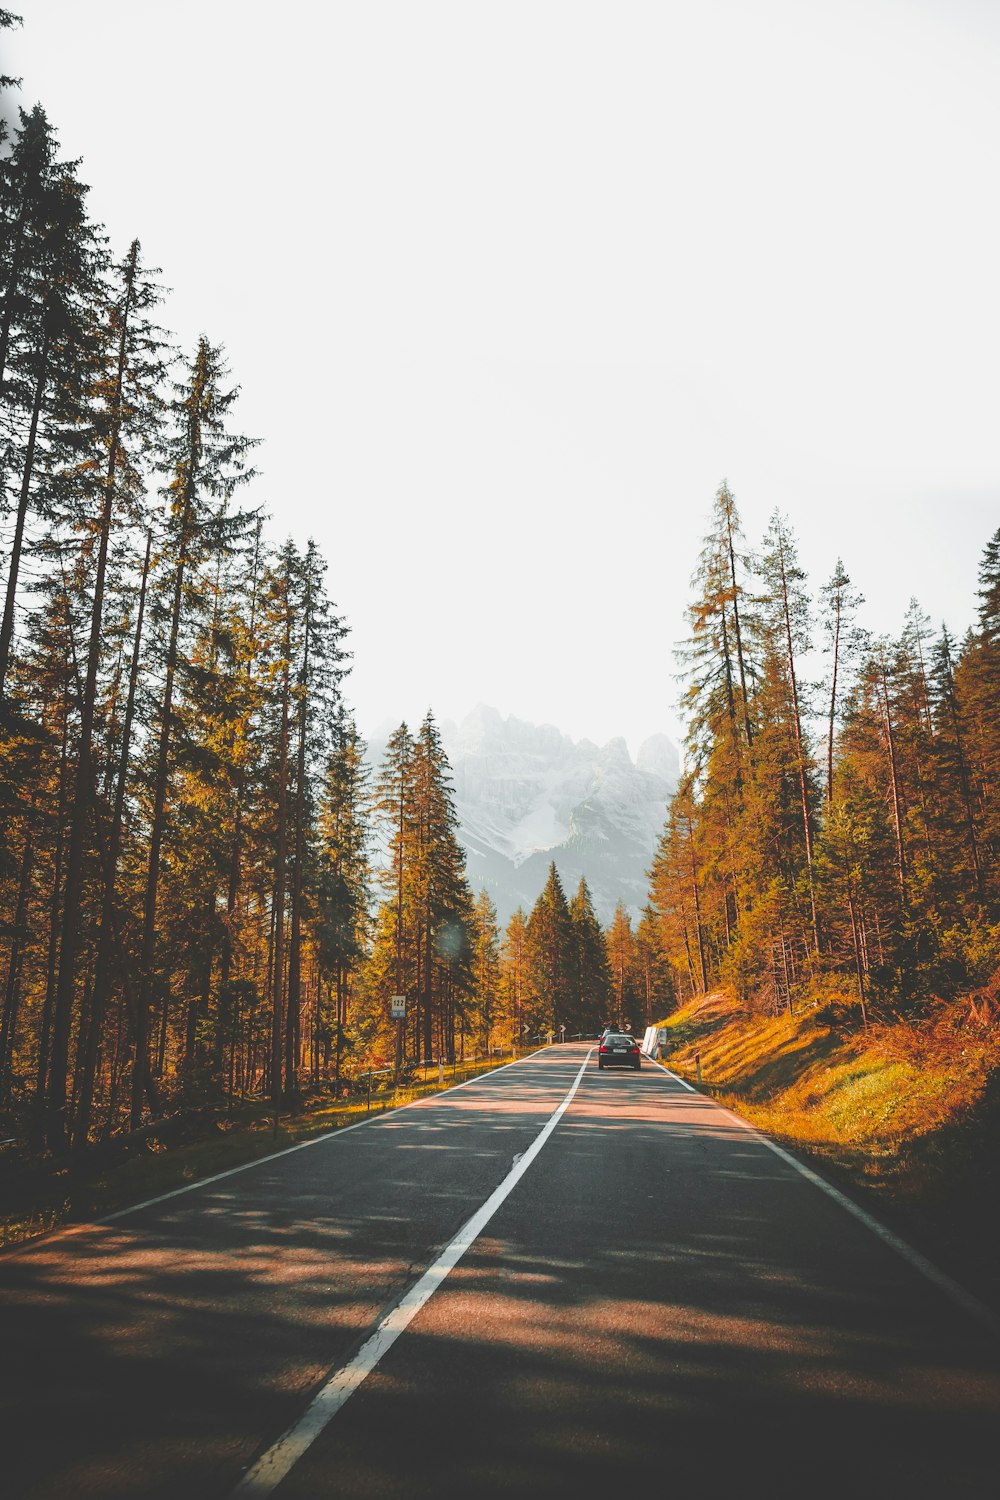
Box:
597;1032;642;1070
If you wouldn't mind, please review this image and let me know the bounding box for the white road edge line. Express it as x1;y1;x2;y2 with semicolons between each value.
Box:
643;1052;1000;1336
228;1050;593;1499
9;1047;554;1252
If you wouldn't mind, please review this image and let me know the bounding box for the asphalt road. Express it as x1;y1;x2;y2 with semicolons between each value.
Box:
1;1044;998;1499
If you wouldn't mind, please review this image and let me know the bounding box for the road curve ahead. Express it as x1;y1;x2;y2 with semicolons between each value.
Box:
1;1044;998;1499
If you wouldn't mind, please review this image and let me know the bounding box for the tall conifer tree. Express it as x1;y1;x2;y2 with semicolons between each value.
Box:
130;337;256;1127
568;876;612;1031
525;862;575;1037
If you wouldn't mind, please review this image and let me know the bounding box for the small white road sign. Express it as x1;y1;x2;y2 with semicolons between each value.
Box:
390;996;406;1019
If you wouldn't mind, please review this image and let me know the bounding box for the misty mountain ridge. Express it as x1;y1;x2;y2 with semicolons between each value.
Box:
366;706;679;925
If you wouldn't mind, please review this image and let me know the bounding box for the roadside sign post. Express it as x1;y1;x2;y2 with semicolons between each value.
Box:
391;996;406;1082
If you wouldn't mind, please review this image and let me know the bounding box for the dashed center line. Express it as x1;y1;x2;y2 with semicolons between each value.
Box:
229;1050;592;1497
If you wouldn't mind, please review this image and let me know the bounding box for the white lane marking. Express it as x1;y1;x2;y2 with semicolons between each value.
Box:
9;1048;555;1252
641;1050;697;1092
229;1051;593;1498
731;1116;1000;1336
655;1060;698;1093
645;1054;999;1335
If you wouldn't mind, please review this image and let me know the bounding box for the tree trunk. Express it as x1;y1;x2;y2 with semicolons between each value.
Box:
724;501;754;755
685;815;708;993
0;807;36;1100
879;658;907;905
394;759;406;1068
131;512;191;1130
35;674;72;1112
269;606;292;1113
285;573;312;1100
75;530;151;1146
0;328;49;695
946;694;985;899
47;262;137;1148
777;533;820;954
826;600;842;805
846;886;868;1026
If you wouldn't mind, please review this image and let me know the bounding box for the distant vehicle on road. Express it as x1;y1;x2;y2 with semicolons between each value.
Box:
597;1033;641;1071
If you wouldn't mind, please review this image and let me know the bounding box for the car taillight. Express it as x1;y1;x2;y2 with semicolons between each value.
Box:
599;1044;609;1053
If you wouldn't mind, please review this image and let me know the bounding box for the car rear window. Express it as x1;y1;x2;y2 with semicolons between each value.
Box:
605;1035;636;1045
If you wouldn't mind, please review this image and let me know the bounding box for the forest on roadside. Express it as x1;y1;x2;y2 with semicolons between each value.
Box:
2;11;996;1176
0;23;658;1160
648;482;999;1024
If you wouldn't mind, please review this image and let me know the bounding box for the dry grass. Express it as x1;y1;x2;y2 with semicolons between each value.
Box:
662;990;999;1164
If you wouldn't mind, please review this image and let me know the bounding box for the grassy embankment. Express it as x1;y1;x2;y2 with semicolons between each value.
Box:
0;1053;516;1251
658;989;1000;1309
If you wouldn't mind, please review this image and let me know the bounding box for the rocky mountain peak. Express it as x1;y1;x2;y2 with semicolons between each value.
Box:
636;733;680;784
367;709;679;924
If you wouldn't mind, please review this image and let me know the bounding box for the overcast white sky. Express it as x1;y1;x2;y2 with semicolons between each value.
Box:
6;1;999;755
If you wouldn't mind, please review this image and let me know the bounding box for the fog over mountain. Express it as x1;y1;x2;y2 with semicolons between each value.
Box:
367;707;679;925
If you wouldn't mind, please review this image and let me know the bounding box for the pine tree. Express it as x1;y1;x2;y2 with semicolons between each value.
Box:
651;495;999;1020
757;511;821;955
46;241;168;1147
606;901;638;1027
470;890;502;1055
524;862;575;1038
374;722;416;1055
130;337;256;1128
680;481;757;782
284;541;347;1097
74;528;152;1143
929;627;984;904
315;711;370;1080
0;102;54;392
0;8;21;97
893;599;938;875
0;67;391;1142
568;876;612;1032
819;558;865;806
648;799;700;1002
958;531;1000;895
633;905;674;1025
0;122;105;698
816;655;903;1012
675;482;761;969
8;568;75;1110
411;712;469;1063
500;907;528;1052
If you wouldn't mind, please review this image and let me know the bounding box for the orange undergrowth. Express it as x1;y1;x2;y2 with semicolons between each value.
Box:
661;988;1000;1180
